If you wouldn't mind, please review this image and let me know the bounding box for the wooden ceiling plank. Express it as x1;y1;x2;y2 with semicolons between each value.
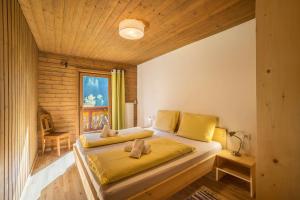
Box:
87;0;133;58
60;0;76;54
32;0;50;51
70;0;101;56
112;0;223;60
41;0;56;53
119;0;240;61
105;0;237;61
79;0;121;57
53;0;64;54
69;0;100;55
64;0;86;54
89;0;146;59
173;1;255;46
172;1;255;45
91;0;175;59
92;0;187;59
133;1;255;64
144;0;235;39
95;0;233;60
18;0;44;49
20;0;255;65
73;0;111;56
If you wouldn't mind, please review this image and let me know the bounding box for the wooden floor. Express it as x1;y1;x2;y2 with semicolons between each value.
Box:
32;149;253;200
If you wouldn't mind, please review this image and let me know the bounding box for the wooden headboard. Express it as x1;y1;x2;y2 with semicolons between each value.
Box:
212;127;227;149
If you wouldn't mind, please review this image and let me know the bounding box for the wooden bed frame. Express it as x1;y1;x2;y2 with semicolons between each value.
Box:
74;128;227;200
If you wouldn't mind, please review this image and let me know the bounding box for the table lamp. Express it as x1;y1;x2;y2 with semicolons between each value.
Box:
228;131;243;157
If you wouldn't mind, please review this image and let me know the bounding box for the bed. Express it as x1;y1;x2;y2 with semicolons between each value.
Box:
73;127;226;200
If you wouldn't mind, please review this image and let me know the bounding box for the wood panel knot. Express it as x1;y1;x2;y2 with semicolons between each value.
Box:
272;158;279;164
272;124;275;129
265;102;269;107
266;69;271;74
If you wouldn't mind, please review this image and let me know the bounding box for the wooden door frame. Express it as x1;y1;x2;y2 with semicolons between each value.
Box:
79;72;112;134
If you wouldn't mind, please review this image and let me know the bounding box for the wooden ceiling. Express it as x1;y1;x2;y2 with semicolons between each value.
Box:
19;0;255;65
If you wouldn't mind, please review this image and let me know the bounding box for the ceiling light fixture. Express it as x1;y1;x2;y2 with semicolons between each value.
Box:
119;19;145;40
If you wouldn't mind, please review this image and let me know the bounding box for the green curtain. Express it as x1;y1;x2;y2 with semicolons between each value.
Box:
111;69;125;130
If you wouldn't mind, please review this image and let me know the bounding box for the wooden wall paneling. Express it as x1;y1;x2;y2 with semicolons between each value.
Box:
18;4;22;196
0;0;39;199
11;1;15;198
3;0;9;198
9;1;14;198
17;1;22;195
8;1;12;198
0;0;4;198
256;0;300;199
37;52;137;149
16;2;21;195
7;1;11;196
14;1;18;196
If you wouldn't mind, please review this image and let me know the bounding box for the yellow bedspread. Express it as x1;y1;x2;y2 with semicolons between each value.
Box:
87;138;195;185
80;130;153;148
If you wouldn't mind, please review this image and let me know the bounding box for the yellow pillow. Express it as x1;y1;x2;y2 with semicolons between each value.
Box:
177;112;218;142
154;110;180;133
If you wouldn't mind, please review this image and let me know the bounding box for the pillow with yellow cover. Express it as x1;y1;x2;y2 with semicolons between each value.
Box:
154;110;180;133
177;112;218;142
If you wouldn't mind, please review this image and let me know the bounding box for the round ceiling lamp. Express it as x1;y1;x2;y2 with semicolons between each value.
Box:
119;19;145;40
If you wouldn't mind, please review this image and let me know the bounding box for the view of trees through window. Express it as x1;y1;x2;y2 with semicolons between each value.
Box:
83;76;109;107
81;75;110;132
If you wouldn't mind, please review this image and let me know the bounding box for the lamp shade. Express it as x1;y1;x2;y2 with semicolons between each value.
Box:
119;19;145;40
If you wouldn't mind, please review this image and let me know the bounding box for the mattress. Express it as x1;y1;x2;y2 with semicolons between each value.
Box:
75;127;222;200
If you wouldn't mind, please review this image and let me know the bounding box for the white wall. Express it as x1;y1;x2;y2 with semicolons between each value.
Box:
138;20;256;155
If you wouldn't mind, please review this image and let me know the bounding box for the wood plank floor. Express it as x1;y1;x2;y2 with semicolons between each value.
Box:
32;149;253;200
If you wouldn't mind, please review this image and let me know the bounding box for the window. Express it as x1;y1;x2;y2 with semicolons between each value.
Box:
83;76;109;107
80;74;111;133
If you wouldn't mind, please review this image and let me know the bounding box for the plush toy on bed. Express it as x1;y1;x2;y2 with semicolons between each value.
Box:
101;125;118;137
124;139;152;159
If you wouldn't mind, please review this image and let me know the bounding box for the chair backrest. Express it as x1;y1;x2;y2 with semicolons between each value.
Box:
40;113;54;135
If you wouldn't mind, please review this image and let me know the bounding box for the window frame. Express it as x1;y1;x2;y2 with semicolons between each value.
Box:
79;72;111;134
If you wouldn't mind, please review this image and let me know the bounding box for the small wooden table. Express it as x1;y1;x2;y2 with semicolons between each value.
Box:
216;150;256;197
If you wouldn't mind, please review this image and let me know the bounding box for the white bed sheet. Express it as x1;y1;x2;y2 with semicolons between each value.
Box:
75;127;222;200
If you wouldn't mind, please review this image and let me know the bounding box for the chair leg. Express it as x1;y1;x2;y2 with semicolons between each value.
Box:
68;135;71;150
42;139;45;155
57;138;61;156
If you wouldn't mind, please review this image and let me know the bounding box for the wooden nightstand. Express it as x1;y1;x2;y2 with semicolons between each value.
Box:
216;150;256;197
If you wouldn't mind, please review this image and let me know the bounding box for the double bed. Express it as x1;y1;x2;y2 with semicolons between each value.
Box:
73;127;226;200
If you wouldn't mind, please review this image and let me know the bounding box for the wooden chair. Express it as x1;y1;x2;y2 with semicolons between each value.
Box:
39;112;71;156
